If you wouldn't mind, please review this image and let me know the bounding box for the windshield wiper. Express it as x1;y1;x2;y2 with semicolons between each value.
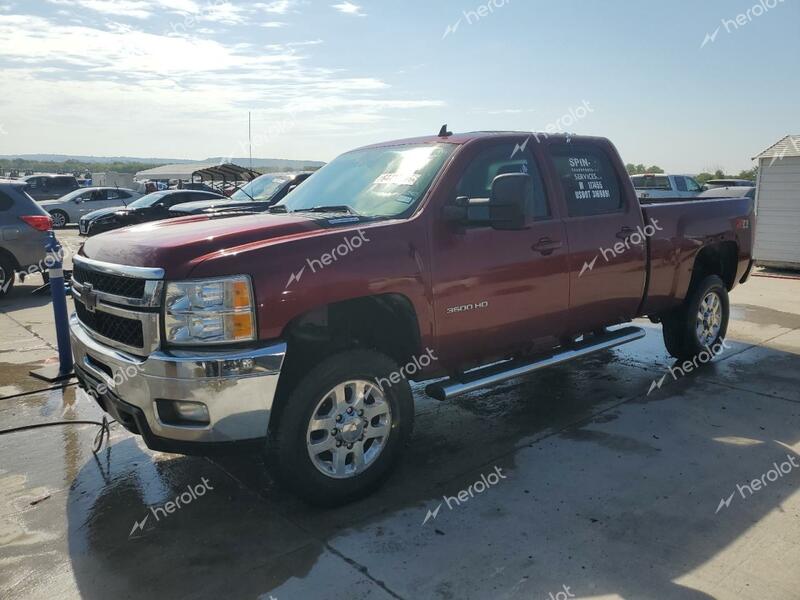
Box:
292;205;362;216
234;186;256;202
268;205;288;213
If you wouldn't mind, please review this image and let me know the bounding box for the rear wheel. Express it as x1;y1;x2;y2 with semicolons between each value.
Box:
0;256;15;297
662;275;729;361
267;349;414;506
50;210;68;229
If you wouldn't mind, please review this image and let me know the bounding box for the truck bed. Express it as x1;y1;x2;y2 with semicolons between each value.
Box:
639;196;755;317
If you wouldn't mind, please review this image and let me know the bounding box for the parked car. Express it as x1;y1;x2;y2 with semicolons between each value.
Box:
169;172;312;216
69;131;755;505
630;173;703;199
702;178;754;191
0;180;51;297
698;186;756;200
22;174;80;201
40;187;142;229
79;190;224;236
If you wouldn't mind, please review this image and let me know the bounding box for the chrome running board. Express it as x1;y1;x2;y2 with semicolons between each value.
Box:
425;326;646;401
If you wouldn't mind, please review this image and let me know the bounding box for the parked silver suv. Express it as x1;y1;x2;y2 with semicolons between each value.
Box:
39;187;142;228
0;180;51;297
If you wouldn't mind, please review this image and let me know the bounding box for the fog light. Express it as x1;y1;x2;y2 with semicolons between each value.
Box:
156;399;210;426
174;401;209;422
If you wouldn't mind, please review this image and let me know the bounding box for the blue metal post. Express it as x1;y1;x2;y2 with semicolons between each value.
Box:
46;231;73;376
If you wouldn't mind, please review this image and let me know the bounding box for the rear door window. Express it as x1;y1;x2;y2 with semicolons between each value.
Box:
549;144;623;217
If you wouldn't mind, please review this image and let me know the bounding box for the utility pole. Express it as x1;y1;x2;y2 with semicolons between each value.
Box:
248;111;253;170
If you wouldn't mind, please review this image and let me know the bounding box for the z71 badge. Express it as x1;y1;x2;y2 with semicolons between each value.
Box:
446;301;489;315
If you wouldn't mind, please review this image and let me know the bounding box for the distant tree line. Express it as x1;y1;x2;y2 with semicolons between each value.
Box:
626;163;757;184
0;158;161;177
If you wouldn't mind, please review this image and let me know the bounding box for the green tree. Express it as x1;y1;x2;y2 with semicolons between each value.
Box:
626;163;664;175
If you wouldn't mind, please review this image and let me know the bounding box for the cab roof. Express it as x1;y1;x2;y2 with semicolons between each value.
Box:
355;130;610;151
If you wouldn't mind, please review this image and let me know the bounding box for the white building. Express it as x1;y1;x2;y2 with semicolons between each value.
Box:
752;135;800;269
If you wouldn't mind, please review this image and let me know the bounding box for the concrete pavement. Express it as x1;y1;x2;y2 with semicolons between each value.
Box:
0;241;798;600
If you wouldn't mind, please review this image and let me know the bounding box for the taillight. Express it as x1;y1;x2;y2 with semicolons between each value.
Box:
19;215;53;231
735;218;751;230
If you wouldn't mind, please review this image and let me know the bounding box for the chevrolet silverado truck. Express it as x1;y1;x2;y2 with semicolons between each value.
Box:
69;131;755;505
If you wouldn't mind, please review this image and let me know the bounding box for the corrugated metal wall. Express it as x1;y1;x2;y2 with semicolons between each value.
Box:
755;156;800;267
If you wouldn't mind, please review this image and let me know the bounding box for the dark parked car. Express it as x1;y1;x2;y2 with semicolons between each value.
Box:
80;190;223;236
168;172;312;216
22;174;80;201
0;180;51;297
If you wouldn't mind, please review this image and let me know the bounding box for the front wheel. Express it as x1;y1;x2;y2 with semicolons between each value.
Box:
267;349;414;506
662;275;730;361
50;210;68;229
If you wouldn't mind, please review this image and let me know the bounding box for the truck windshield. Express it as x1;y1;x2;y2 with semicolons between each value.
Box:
278;143;455;218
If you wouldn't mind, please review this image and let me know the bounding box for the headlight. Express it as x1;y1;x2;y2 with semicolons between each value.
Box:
164;276;256;344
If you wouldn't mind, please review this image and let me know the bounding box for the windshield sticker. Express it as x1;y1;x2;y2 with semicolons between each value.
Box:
372;172;421;187
567;156;611;201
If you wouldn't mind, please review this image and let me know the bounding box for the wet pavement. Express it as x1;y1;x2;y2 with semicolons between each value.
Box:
1;247;799;600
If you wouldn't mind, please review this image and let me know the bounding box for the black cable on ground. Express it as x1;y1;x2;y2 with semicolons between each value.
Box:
0;416;116;453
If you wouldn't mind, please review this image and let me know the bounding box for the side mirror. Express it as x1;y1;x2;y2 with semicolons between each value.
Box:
488;173;532;230
442;196;470;224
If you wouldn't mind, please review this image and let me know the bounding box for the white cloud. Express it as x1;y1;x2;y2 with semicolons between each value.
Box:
331;2;364;17
254;0;296;14
0;11;443;159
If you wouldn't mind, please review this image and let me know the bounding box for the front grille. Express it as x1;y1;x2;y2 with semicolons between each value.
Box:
75;301;144;349
73;264;146;299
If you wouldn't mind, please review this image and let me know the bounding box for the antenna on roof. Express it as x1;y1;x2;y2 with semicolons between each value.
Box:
438;124;452;137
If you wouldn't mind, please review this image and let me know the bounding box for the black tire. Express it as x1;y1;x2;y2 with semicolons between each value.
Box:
0;255;15;298
267;349;414;506
50;210;68;229
662;275;729;361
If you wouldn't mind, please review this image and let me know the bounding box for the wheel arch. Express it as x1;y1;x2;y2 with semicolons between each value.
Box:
689;241;739;292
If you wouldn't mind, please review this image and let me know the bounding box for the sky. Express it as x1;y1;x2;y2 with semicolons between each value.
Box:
0;0;798;173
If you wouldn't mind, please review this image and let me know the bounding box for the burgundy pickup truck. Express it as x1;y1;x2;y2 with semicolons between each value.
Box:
69;131;755;504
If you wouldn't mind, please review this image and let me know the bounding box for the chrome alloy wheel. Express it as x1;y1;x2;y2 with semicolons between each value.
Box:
696;291;723;347
50;211;66;228
306;380;392;479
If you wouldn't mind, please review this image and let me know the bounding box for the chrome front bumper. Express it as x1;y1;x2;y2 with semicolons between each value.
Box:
70;314;286;448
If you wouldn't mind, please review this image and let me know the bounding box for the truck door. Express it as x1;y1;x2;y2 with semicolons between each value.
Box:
431;140;570;366
545;141;647;333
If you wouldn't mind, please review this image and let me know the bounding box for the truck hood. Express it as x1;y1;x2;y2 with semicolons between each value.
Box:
169;198;252;214
80;212;323;278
